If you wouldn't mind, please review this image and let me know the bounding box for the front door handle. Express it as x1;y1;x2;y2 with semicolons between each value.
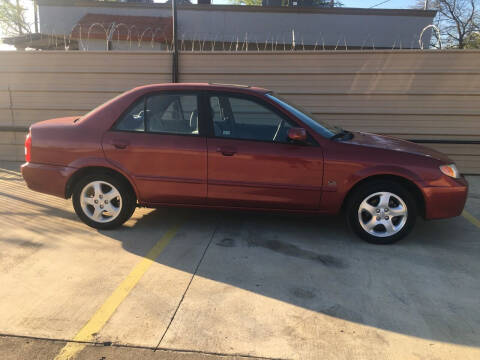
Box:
112;140;130;149
216;147;236;156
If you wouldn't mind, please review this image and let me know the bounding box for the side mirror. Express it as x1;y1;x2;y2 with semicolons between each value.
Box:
287;127;307;142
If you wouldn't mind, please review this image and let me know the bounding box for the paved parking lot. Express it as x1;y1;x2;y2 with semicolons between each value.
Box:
1;161;479;360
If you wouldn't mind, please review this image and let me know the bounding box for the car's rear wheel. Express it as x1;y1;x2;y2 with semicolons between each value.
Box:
346;180;417;244
72;174;136;229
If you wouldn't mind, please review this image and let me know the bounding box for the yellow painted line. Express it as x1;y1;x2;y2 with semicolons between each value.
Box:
462;210;480;229
54;221;184;360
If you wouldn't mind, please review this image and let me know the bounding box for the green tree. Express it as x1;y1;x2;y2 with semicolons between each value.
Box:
231;0;262;5
231;0;341;6
465;31;480;47
415;0;479;48
308;0;342;5
0;0;31;36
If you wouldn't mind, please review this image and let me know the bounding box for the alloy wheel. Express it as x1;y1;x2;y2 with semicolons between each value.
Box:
79;180;123;223
357;191;408;238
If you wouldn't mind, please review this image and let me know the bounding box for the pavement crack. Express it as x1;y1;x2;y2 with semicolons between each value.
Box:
155;223;219;349
0;333;287;359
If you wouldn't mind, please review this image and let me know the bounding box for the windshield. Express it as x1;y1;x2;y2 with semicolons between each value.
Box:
266;93;340;138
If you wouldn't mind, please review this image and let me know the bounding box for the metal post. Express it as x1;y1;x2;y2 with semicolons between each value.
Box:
171;0;179;83
33;0;38;33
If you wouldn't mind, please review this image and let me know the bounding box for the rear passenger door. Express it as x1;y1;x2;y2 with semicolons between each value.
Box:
102;91;207;205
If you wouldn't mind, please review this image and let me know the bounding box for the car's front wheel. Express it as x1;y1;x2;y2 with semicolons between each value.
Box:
346;180;417;244
72;173;136;229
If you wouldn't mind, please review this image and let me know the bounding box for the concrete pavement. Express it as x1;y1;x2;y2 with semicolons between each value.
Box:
1;161;479;359
0;335;259;360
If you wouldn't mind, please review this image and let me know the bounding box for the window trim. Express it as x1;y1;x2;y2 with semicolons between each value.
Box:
203;91;318;146
110;91;205;137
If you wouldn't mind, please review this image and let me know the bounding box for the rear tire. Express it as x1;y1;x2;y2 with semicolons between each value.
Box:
346;180;417;244
72;173;136;230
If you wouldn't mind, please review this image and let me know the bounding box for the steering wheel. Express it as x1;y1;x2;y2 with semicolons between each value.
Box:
273;119;285;142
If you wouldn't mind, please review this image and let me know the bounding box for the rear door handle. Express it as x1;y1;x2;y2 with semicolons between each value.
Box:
216;147;236;156
112;140;130;149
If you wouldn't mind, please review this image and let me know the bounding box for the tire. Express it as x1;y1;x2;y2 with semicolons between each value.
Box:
72;173;136;230
345;180;417;244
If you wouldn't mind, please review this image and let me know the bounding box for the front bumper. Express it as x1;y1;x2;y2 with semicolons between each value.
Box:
21;162;76;199
422;176;468;220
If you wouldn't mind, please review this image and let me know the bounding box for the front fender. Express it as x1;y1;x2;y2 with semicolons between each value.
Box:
345;165;426;194
320;163;427;215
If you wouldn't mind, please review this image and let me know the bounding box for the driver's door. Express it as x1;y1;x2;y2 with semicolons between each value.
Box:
206;94;324;209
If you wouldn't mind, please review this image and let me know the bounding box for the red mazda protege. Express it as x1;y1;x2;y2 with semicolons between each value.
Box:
22;83;468;244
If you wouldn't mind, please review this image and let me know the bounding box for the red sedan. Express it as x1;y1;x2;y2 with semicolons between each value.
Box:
22;83;468;244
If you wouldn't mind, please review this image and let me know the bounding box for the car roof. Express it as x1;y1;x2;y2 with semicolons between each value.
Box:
130;83;271;95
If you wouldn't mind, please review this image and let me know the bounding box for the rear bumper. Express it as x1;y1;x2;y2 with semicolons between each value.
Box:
21;162;75;199
423;177;468;220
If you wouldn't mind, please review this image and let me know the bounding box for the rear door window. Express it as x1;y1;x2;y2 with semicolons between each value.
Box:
146;94;199;135
114;93;199;136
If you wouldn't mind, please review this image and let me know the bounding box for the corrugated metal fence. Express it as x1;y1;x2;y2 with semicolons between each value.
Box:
1;50;479;173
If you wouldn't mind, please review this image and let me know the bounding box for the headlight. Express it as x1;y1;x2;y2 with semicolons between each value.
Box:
439;164;460;179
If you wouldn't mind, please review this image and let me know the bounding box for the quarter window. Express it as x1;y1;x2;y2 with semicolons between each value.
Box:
115;98;145;132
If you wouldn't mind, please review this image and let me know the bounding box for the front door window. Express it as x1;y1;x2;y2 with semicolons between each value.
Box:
209;95;295;143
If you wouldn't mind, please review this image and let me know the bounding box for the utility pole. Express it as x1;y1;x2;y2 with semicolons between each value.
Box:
171;0;179;83
34;0;39;33
424;0;429;10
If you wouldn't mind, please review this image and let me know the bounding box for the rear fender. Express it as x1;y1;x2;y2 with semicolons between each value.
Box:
66;157;140;200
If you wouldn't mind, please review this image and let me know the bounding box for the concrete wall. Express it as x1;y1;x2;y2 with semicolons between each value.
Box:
1;50;479;173
38;1;436;49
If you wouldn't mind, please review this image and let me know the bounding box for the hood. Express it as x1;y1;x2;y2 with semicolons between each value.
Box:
346;132;451;163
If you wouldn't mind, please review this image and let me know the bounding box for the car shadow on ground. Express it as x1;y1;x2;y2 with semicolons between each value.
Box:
3;164;479;349
101;206;480;348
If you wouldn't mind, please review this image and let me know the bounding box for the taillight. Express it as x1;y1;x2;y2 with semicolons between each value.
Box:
25;132;32;162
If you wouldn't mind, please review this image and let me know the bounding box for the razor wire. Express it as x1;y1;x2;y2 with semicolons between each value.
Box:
7;24;441;52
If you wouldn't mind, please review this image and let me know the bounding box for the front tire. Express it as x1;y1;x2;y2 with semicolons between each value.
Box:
72;173;136;230
346;180;417;244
